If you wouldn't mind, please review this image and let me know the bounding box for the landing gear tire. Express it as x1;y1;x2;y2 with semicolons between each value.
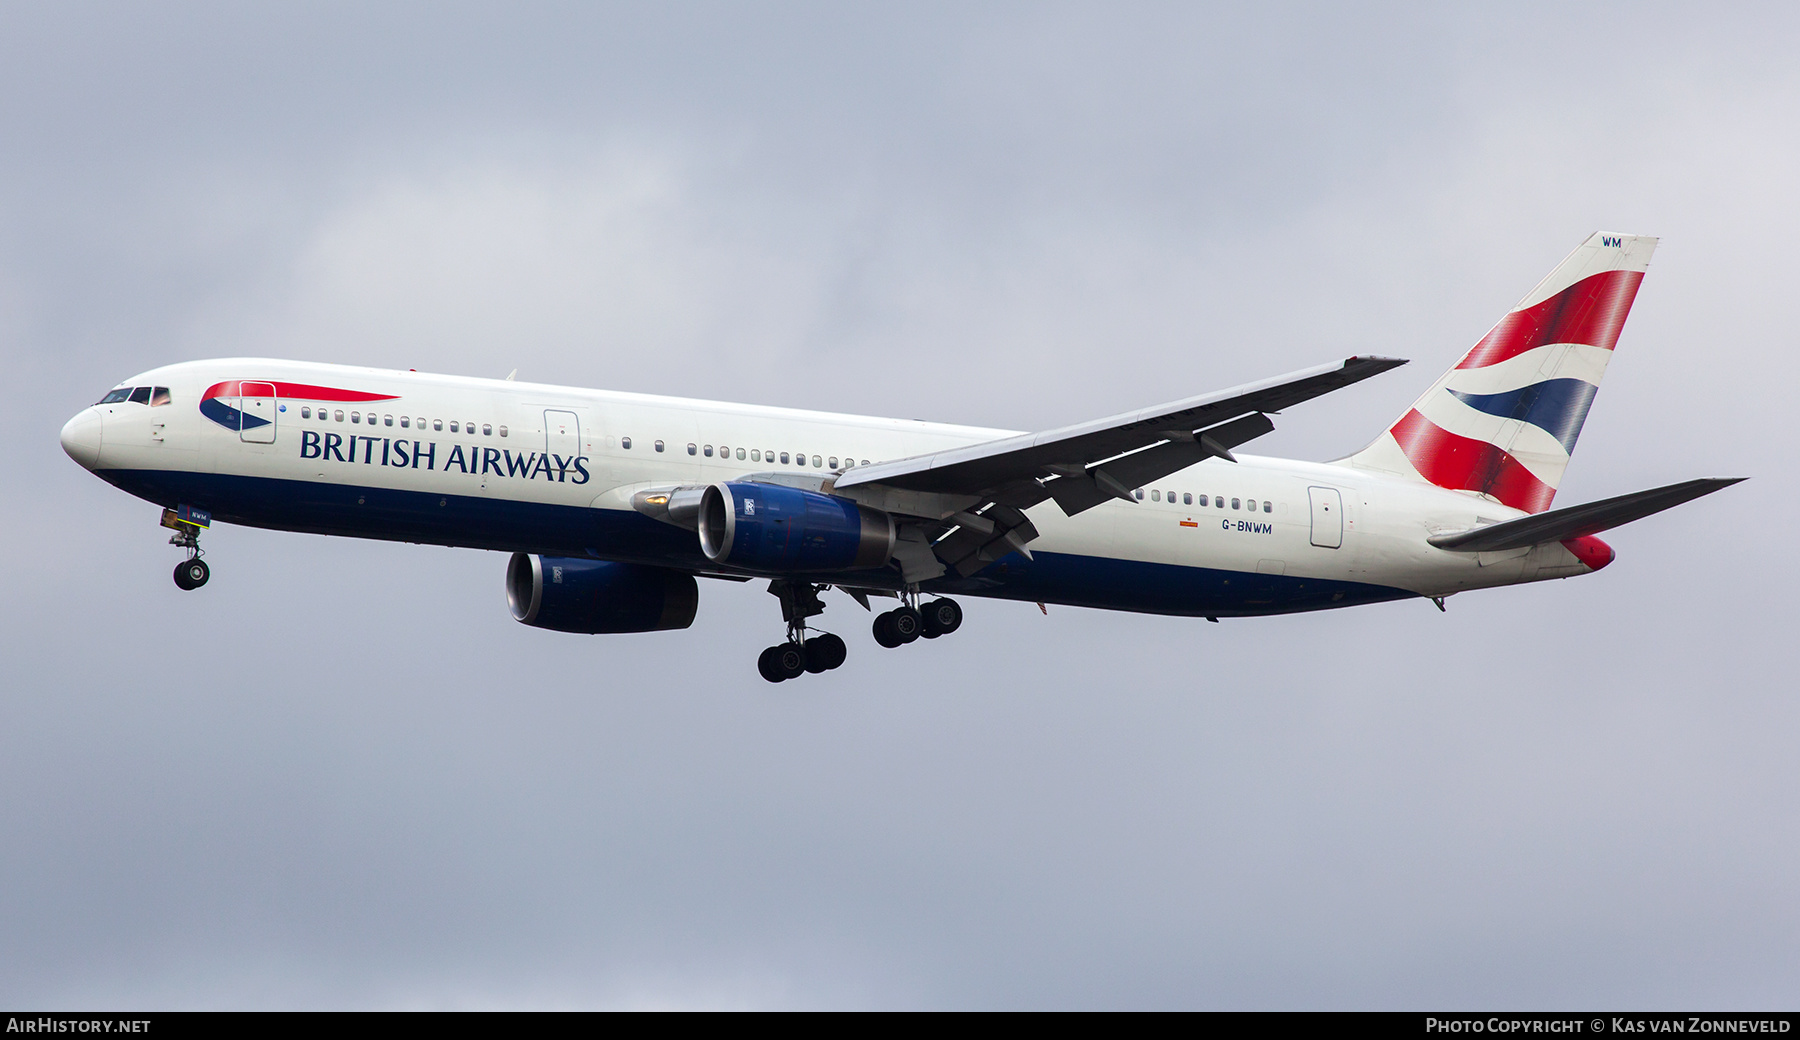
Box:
922;598;962;638
874;607;923;647
759;643;807;682
775;642;806;679
804;633;848;672
174;558;209;591
757;646;783;683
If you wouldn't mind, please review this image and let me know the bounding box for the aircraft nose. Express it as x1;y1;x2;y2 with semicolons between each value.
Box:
60;408;103;470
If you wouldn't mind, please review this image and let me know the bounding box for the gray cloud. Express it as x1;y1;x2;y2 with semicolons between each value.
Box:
2;2;1796;1008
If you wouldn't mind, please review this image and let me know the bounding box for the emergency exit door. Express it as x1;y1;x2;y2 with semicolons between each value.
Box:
1308;486;1343;549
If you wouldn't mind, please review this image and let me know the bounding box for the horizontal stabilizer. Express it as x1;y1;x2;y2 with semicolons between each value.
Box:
1427;477;1745;552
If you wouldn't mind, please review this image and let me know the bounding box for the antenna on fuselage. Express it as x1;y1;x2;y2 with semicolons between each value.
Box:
505;369;517;381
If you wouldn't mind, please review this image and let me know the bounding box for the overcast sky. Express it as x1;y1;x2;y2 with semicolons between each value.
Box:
3;2;1797;1009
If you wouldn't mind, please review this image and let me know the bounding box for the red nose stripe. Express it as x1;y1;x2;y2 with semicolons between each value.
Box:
202;380;399;403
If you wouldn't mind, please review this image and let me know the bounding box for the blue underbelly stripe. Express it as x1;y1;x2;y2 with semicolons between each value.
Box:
94;468;1415;618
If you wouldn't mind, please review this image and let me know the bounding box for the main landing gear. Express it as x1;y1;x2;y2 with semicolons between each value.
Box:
758;581;850;683
872;594;962;648
162;508;210;591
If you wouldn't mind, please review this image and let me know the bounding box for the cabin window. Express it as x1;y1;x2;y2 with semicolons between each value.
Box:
384;415;393;426
750;449;760;462
449;421;458;433
150;387;172;407
734;447;745;460
398;416;408;428
654;440;664;452
829;457;839;469
354;411;366;423
499;425;508;437
301;406;312;419
466;420;474;434
97;388;132;405
621;436;631;449
1151;490;1161;502
688;443;697;455
704;445;713;457
432;418;442;431
1263;501;1272;513
1133;488;1144;501
810;455;821;468
1232;498;1240;510
861;460;869;466
780;452;790;464
334;410;344;422
1182;493;1192;505
482;424;492;436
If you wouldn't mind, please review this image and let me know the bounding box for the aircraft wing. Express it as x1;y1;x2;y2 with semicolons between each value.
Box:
834;355;1406;578
837;355;1406;514
1427;477;1745;552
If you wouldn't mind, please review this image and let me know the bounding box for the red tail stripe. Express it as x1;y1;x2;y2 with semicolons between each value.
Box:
1560;535;1614;571
1455;269;1644;370
202;380;400;403
1389;409;1556;513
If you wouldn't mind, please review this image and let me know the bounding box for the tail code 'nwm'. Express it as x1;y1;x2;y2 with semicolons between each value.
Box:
1344;232;1658;513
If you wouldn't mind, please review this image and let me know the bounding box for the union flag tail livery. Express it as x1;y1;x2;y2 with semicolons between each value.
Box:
60;229;1742;683
1346;232;1657;513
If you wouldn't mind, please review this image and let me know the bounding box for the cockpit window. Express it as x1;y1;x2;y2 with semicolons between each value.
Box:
128;386;152;404
150;387;172;407
97;388;133;405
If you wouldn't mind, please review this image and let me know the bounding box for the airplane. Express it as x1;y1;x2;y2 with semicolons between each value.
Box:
60;231;1741;682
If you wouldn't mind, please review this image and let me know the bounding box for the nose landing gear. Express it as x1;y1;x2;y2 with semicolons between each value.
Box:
161;507;210;591
173;557;210;591
758;581;850;683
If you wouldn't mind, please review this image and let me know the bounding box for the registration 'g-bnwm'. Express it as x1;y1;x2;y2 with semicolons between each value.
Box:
61;233;1741;681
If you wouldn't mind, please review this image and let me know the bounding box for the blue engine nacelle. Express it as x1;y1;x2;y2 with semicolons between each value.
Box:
506;554;699;634
698;482;896;572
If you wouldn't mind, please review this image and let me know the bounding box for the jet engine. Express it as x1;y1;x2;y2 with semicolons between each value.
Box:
698;482;896;572
505;554;698;634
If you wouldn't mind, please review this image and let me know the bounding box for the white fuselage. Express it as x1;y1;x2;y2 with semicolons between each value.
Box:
64;358;1602;617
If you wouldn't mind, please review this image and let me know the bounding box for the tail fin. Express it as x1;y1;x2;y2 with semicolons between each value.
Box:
1344;232;1657;513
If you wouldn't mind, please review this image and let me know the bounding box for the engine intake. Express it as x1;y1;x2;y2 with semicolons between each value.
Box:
698;482;896;572
506;554;698;633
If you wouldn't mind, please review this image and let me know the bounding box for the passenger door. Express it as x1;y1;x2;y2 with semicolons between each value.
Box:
239;382;277;443
1308;486;1343;549
544;409;581;461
